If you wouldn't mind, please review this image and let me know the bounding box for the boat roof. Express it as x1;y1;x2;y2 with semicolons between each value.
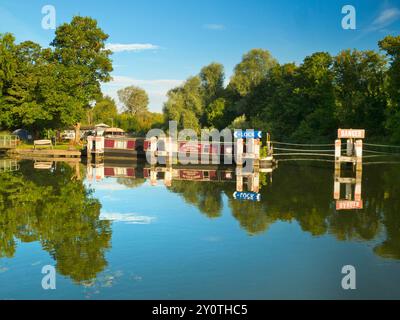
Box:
104;127;125;133
95;123;110;128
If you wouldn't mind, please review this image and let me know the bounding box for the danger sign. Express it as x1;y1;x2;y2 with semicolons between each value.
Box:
338;129;365;139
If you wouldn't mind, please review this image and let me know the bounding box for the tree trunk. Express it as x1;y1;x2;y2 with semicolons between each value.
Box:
74;122;81;144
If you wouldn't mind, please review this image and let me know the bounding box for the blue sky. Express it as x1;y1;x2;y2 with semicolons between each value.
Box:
1;0;400;111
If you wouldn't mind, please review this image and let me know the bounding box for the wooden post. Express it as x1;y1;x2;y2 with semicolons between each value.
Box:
334;167;340;200
335;139;341;159
334;179;340;200
355;168;362;201
335;139;341;171
355;140;363;165
345;183;352;200
346;139;353;156
254;139;260;160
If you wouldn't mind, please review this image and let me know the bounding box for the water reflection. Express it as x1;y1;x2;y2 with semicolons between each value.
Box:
0;160;111;283
88;159;400;260
1;156;400;294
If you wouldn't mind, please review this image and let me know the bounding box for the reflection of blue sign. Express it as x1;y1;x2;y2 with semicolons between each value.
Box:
234;130;262;139
233;191;261;202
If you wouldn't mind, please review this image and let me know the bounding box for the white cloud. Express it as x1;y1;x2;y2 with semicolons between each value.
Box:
100;212;155;224
371;7;400;30
105;43;159;53
102;76;183;112
94;182;128;191
203;24;226;30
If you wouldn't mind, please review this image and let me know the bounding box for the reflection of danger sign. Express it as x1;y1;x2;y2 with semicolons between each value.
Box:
336;200;363;210
338;129;365;139
179;170;203;180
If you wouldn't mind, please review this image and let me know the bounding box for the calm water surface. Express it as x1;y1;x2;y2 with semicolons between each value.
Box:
0;158;400;299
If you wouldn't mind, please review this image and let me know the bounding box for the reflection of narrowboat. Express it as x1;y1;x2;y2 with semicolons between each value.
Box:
143;167;235;182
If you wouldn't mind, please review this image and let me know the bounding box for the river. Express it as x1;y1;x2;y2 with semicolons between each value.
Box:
0;158;399;299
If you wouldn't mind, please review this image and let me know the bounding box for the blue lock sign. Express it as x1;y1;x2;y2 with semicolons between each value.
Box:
234;130;262;139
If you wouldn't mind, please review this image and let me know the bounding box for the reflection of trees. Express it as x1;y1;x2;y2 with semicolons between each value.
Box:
168;181;224;218
167;163;400;261
229;200;275;235
372;167;400;259
0;161;111;283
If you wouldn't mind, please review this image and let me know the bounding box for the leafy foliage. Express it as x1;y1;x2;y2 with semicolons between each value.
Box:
0;16;113;138
163;37;399;143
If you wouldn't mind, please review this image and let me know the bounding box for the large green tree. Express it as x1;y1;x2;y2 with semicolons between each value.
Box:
199;63;225;105
91;96;118;125
50;16;113;142
0;33;17;129
229;48;277;97
333;49;388;137
291;52;337;142
163;76;203;131
117;86;149;116
0;33;16;97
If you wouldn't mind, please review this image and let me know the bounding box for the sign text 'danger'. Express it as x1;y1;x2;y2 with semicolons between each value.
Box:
338;129;365;139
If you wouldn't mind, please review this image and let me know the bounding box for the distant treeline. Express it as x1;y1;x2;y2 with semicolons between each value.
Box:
163;36;400;143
